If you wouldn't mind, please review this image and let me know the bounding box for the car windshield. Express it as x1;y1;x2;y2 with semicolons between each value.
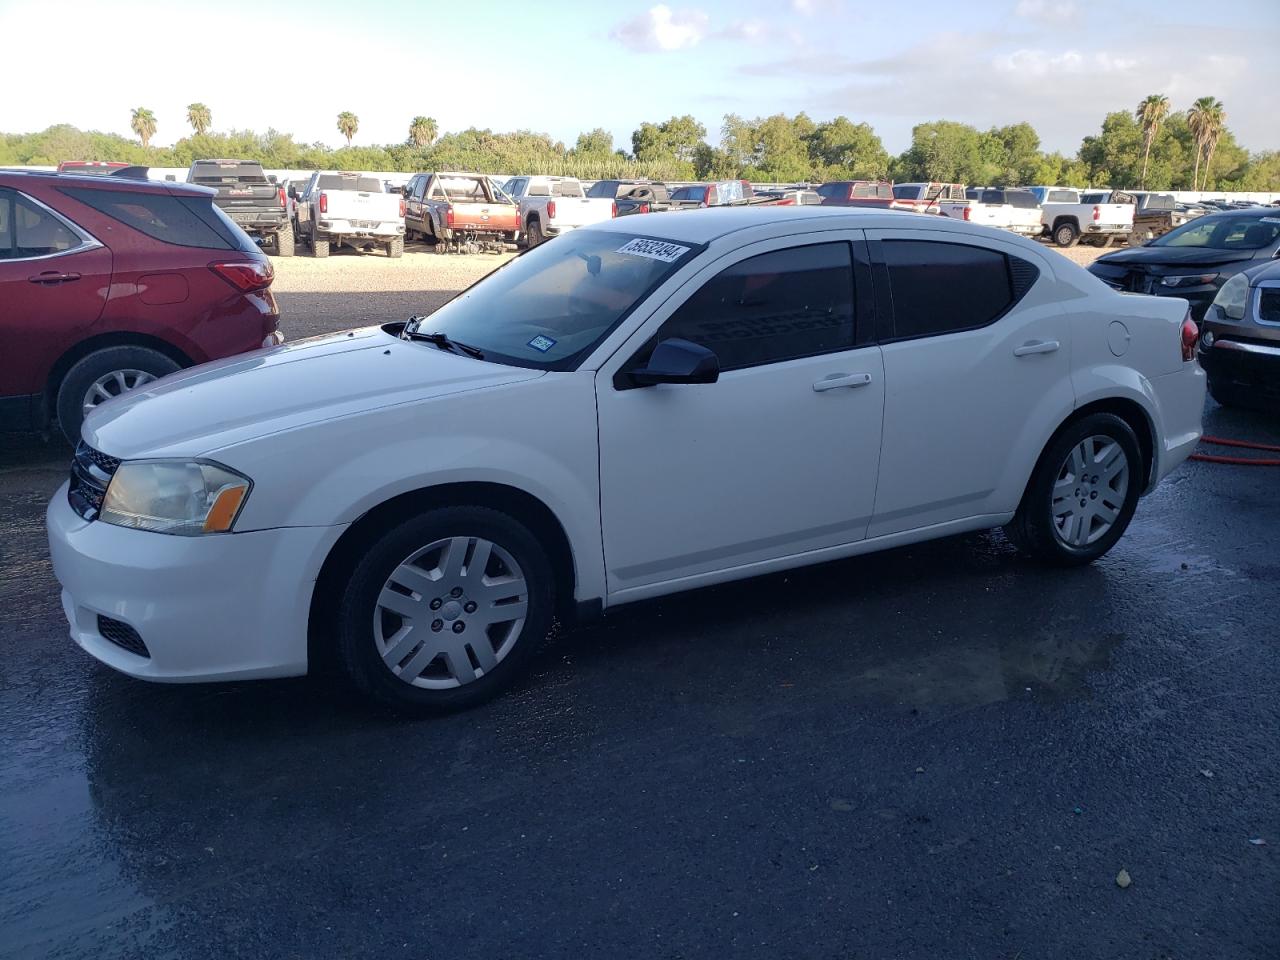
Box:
1152;213;1280;250
418;231;702;369
669;186;706;202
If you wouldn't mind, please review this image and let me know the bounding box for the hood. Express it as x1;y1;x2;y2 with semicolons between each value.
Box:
1093;245;1259;270
83;326;544;459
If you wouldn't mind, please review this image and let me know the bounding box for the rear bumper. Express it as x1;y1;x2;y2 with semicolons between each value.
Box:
1198;337;1280;403
1149;362;1207;489
223;209;288;232
318;220;404;238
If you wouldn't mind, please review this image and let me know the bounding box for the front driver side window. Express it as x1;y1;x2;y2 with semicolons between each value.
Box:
649;242;855;371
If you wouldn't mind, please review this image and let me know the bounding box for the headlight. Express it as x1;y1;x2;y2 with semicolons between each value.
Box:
1160;273;1218;288
100;461;252;536
1211;273;1249;321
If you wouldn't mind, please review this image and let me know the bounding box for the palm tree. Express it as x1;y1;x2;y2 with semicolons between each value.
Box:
130;107;157;149
186;103;212;136
408;116;437;148
1134;94;1169;189
1187;96;1223;191
1199;101;1227;191
337;111;359;147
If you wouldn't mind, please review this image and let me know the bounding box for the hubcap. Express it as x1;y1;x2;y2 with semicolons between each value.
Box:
1052;435;1130;548
82;369;157;415
372;536;528;689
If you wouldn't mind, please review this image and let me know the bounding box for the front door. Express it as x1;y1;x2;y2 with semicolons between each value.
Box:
595;235;884;601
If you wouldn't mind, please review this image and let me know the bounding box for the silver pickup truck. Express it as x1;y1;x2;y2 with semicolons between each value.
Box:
293;171;406;258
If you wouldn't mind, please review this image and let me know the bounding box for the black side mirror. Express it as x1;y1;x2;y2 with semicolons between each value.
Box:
287;187;297;200
628;338;719;387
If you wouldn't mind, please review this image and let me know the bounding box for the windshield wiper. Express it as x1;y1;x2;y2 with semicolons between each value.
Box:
401;317;484;359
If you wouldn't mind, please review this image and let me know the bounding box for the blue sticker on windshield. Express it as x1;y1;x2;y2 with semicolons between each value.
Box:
528;335;557;353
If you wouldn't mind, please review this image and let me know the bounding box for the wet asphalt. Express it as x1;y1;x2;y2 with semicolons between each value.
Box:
2;295;1278;958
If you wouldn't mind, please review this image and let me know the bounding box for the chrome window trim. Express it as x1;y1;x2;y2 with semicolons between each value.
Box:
1;189;103;263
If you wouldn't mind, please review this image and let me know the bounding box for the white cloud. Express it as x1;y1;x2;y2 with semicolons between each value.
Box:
1014;0;1079;24
993;49;1138;75
610;5;710;52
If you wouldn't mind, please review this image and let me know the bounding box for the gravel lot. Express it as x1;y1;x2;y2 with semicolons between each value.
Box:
270;236;1107;337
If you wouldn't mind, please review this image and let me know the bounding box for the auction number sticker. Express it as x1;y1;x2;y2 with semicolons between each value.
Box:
617;238;690;262
528;335;557;353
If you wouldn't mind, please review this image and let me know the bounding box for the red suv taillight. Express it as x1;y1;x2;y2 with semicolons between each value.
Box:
547;199;557;220
1092;205;1101;222
209;259;273;292
398;197;406;218
444;204;455;228
319;192;328;214
1181;312;1199;362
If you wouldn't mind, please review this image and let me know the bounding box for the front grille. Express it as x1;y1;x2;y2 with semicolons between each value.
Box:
68;442;119;520
1259;289;1280;325
97;615;150;658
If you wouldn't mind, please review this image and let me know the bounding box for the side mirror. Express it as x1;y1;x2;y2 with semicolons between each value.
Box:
268;174;278;184
287;186;297;199
629;338;719;387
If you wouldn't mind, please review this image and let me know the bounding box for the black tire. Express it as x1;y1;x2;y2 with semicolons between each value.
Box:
1052;221;1080;247
275;221;295;257
425;221;440;246
311;226;329;258
386;235;404;259
526;219;544;247
335;506;556;713
55;345;180;445
1004;412;1143;567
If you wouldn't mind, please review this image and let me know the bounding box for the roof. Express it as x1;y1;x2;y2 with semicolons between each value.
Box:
0;168;210;195
584;205;924;244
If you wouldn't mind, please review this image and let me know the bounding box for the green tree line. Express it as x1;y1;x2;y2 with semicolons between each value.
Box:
2;96;1276;190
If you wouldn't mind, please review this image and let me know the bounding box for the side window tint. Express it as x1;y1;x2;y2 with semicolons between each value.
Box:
654;242;855;371
1;192;83;258
882;239;1029;339
61;188;232;249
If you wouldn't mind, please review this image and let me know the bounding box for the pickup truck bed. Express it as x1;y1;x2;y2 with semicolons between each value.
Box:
939;189;1042;237
188;159;293;256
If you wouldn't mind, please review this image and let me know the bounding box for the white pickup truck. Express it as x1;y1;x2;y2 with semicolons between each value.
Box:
1037;187;1134;248
503;176;615;246
296;171;406;259
939;188;1043;237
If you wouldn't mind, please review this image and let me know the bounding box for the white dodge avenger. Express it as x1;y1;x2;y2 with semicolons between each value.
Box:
47;207;1206;711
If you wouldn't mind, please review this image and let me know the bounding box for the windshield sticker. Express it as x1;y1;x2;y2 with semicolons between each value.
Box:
528;335;557;353
616;238;690;263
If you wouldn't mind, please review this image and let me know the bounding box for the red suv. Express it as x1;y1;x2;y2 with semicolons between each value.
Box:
0;170;281;443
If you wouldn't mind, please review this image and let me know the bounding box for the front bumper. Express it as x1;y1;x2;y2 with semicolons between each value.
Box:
47;486;345;682
1198;336;1280;403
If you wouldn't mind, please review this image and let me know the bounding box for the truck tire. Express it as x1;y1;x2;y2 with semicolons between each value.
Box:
386;236;404;259
311;226;330;258
276;221;295;257
526;219;544;248
1052;221;1080;247
56;346;180;445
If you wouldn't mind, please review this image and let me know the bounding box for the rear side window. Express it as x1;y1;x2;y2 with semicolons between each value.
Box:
881;240;1035;340
0;190;85;259
1047;190;1077;203
893;184;922;200
1007;190;1039;209
62;187;235;249
551;181;582;198
654;242;855;371
586;181;616;198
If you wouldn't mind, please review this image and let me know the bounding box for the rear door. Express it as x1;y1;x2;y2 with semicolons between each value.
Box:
0;188;112;417
864;227;1071;536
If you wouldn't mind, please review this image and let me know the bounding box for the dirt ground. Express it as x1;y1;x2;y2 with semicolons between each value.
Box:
268;235;1107;338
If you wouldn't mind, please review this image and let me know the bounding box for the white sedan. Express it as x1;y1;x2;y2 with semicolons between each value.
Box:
47;207;1206;711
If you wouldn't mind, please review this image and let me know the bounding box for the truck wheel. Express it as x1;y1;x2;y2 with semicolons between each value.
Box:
386;236;404;259
56;346;180;445
1052;222;1080;247
276;222;295;257
311;226;330;258
526;220;544;247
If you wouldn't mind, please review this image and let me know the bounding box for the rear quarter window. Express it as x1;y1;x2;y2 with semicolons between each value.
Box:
61;187;236;249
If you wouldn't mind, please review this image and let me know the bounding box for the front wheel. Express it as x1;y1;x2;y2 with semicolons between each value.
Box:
275;221;295;257
336;506;555;713
1005;413;1142;566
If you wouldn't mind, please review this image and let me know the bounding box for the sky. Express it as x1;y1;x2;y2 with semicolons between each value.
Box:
2;0;1276;156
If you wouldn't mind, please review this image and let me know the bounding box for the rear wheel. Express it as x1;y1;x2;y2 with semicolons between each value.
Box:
335;506;555;713
275;222;295;257
386;236;404;259
526;219;544;248
56;346;180;445
311;226;330;258
1005;413;1142;566
1052;221;1080;247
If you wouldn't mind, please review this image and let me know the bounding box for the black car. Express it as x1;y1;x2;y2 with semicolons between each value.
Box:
1197;259;1280;410
1088;208;1280;319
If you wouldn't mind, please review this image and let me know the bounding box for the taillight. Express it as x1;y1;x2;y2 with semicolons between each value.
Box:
547;199;557;220
705;186;715;205
962;206;972;221
1181;312;1199;362
638;202;650;214
399;197;406;218
210;259;273;292
611;200;617;218
445;204;455;228
1092;205;1101;222
319;192;328;214
277;186;286;209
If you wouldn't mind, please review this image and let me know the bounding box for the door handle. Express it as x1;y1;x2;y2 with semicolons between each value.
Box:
1013;339;1060;357
813;372;873;392
28;271;81;285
